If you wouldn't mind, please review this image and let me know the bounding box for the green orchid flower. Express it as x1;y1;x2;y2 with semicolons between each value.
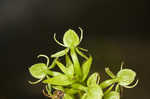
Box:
51;27;88;59
70;73;103;99
100;62;138;90
81;72;103;99
104;91;120;99
28;54;62;84
51;28;88;78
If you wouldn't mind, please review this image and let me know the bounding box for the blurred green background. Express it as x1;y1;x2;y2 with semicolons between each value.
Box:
0;0;150;99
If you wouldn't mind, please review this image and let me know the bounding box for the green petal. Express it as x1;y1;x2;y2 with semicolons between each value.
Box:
51;48;69;58
28;79;43;85
86;85;103;99
82;56;93;82
37;54;50;66
104;91;120;99
29;63;47;79
100;79;117;89
78;47;88;52
117;69;136;86
87;72;100;87
104;84;114;95
63;29;80;48
76;48;88;60
53;33;66;47
78;27;83;43
122;79;139;88
105;67;116;78
43;74;74;86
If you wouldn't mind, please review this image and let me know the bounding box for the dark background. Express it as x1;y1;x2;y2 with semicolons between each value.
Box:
0;0;150;99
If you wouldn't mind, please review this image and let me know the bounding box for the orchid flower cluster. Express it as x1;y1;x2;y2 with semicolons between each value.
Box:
28;28;138;99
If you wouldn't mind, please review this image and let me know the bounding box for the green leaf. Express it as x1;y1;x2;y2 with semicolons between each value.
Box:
87;72;100;87
82;56;93;81
29;63;48;79
65;54;74;77
51;48;69;58
66;65;74;78
43;74;74;86
64;94;74;99
100;79;117;89
65;54;73;68
46;70;62;76
104;91;120;99
56;60;74;78
63;29;80;47
52;86;64;91
86;85;103;99
70;48;82;78
49;58;58;69
55;60;67;74
71;83;88;92
117;69;136;86
64;88;78;95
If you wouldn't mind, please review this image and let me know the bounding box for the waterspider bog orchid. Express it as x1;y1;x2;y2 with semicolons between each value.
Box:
100;62;138;90
28;28;138;99
51;28;88;78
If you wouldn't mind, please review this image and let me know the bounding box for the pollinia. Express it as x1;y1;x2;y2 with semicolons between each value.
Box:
28;28;138;99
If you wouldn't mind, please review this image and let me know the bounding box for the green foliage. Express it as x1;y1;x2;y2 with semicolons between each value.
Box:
28;28;138;99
